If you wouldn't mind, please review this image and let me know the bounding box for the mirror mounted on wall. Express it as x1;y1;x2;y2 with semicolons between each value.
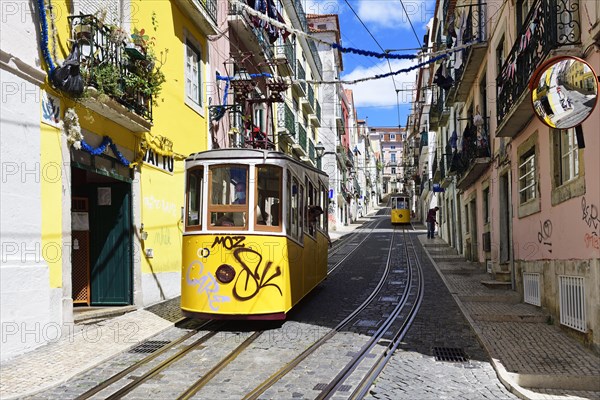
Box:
529;56;599;130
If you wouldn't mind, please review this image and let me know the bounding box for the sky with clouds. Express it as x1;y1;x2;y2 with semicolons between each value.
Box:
304;0;436;128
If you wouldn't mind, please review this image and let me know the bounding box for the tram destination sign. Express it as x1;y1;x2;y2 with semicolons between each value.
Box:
143;148;174;175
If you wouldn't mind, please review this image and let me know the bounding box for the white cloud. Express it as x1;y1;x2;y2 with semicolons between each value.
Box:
341;59;418;108
356;0;434;30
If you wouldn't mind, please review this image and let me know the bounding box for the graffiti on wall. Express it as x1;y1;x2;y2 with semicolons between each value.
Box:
582;197;599;249
537;219;553;253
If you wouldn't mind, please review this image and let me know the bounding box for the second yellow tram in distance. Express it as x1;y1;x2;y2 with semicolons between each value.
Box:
181;149;330;320
390;193;411;224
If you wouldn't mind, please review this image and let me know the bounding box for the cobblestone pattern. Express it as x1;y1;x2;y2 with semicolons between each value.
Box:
145;296;183;322
0;310;172;399
477;321;600;376
463;301;547;317
366;230;517;399
21;326;193;399
365;351;516;400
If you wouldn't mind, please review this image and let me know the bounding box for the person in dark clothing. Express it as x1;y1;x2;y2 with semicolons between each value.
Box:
426;206;440;239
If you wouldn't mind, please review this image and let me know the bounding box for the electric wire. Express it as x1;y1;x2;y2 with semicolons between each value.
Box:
343;0;403;129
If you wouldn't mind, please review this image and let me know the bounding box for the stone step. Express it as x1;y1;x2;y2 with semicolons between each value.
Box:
470;313;548;323
493;270;512;282
481;280;513;290
459;294;520;303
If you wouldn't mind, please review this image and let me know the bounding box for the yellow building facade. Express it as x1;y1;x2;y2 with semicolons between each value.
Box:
1;0;215;359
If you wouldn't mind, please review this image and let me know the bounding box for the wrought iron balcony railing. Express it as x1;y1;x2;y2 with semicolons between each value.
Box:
453;3;487;82
68;15;155;122
202;0;218;25
496;0;580;124
277;102;296;137
228;3;273;60
448;123;491;176
309;140;315;163
298;123;307;150
297;61;306;93
316;100;321;121
274;40;295;68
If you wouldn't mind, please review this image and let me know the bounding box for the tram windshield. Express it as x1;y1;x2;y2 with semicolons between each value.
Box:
209;165;248;228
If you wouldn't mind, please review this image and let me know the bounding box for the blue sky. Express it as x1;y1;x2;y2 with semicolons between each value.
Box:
304;0;436;129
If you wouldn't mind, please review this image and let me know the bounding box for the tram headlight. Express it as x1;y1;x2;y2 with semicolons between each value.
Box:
216;264;236;284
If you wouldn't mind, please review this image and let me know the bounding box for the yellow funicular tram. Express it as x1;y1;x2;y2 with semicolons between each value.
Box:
390;193;411;224
181;149;329;320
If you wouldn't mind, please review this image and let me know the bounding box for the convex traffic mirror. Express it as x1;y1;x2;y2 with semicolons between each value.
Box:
529;56;599;129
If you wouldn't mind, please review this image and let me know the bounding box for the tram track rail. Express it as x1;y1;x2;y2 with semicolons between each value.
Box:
69;200;415;400
241;219;400;400
74;319;218;400
322;223;425;399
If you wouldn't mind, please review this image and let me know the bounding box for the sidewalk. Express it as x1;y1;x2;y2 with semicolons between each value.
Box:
416;224;600;400
328;205;385;243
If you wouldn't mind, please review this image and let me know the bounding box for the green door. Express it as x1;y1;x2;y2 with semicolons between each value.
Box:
89;183;132;305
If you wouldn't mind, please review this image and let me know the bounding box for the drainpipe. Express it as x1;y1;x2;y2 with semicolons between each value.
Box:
508;169;516;291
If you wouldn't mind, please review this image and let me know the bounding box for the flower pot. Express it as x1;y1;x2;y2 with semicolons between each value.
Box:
73;24;92;41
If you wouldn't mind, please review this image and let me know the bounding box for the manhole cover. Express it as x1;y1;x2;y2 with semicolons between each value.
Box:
433;347;468;362
129;340;170;354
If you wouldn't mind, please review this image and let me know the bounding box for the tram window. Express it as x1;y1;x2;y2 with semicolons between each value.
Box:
208;165;248;229
255;165;282;230
186;167;203;230
290;177;299;239
299;184;304;239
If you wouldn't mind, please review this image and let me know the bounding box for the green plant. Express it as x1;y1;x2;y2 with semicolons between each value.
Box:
91;63;123;99
123;60;165;105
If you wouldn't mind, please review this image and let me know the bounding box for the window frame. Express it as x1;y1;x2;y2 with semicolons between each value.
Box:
254;165;283;232
517;132;540;217
550;128;585;205
185;166;204;232
207;164;249;230
184;34;203;115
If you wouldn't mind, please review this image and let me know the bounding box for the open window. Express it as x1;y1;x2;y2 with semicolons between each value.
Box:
208;165;248;229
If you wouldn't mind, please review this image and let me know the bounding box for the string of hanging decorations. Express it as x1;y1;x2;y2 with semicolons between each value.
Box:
80;136;131;167
229;0;476;65
36;0;56;74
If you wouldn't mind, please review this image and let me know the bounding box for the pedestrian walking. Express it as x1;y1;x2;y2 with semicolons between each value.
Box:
426;206;439;239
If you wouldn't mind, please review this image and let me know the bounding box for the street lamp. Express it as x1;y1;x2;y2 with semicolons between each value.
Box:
315;141;325;159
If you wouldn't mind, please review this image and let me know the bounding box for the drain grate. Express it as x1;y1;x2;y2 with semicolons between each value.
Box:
433;347;468;362
129;340;170;354
313;383;328;391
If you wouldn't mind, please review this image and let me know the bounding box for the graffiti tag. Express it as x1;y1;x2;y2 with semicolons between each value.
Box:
232;247;282;301
584;233;599;250
581;196;599;234
186;261;231;310
212;236;246;250
537;219;552;253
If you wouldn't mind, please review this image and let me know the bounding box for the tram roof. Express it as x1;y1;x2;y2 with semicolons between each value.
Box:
186;148;327;177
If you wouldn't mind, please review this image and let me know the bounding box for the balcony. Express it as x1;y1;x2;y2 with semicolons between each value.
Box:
174;0;218;35
228;3;274;61
309;99;321;127
274;39;295;77
496;0;581;138
452;3;488;103
292;123;307;157
451;124;492;190
292;61;307;97
301;84;315;113
429;88;444;130
68;15;154;132
277;102;296;139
